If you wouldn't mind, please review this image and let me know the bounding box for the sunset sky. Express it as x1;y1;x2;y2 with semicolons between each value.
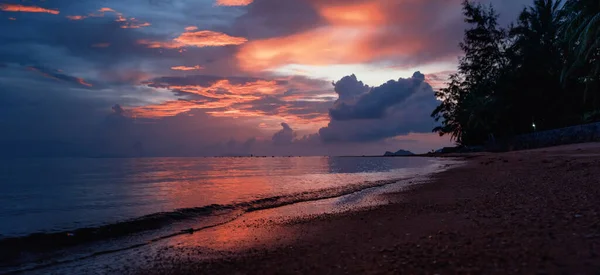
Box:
0;0;530;157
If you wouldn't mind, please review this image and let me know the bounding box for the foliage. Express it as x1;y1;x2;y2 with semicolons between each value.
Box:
432;0;600;145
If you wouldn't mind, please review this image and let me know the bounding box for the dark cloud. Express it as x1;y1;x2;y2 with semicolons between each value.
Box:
331;74;370;104
272;122;296;145
232;96;331;119
26;66;94;88
111;104;125;115
231;0;324;39
146;74;272;88
319;72;439;143
329;72;425;120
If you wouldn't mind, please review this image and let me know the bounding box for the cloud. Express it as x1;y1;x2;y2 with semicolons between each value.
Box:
26;66;93;88
139;29;247;49
171;65;203;71
425;71;455;90
329;72;425;120
216;0;254;6
272;122;296;145
127;100;207;118
2;0;491;157
124;74;333;132
316;1;386;26
230;0;323;40
232;0;475;72
146;75;269;89
0;4;59;14
66;15;86;20
99;8;116;13
119;22;149;29
112;104;125;115
319;72;439;142
63;7;150;29
176;30;247;47
331;74;370;104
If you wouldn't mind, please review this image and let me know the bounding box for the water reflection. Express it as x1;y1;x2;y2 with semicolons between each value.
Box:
0;156;438;237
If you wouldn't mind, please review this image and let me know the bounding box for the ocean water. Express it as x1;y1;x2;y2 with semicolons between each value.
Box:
0;156;444;238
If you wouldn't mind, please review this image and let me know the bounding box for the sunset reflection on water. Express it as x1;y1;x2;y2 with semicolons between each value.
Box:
1;156;437;237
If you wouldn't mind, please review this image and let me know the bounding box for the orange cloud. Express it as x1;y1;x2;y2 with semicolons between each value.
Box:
235;0;441;72
236;27;368;71
129;100;203;118
216;0;253;6
99;7;116;13
137;40;180;49
132;78;325;124
66;15;86;20
175;30;247;47
171;65;204;71
115;14;127;22
185;26;198;31
63;7;149;29
92;43;111;48
234;0;459;72
76;78;93;87
139;29;247;49
165;79;280;100
317;2;386;26
1;4;59;14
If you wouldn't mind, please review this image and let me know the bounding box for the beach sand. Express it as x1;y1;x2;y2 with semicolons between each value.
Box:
133;143;600;274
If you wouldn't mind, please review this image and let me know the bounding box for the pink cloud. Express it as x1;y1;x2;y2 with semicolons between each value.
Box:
216;0;253;6
171;65;204;71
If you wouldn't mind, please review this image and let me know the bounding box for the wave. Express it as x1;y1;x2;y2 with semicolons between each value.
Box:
0;177;419;271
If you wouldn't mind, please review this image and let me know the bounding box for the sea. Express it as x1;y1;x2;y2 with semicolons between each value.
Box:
0;156;456;273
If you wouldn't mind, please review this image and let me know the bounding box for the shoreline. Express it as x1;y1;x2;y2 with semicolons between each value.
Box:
1;158;457;274
132;143;600;274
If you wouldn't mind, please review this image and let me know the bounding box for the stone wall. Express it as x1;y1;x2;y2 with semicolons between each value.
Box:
506;123;600;150
490;122;600;151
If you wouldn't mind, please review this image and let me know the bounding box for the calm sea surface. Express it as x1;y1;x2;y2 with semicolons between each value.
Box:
0;156;443;238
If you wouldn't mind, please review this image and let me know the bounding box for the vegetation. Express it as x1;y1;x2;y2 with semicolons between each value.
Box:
432;0;600;146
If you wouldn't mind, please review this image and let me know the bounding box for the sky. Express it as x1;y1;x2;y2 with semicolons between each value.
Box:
0;0;531;157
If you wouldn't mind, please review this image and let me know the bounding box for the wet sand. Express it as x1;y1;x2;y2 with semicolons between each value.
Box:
129;143;600;274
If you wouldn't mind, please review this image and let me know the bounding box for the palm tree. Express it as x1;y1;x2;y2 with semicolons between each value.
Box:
561;0;600;110
508;0;567;130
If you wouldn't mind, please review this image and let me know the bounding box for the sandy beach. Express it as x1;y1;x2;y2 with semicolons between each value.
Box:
130;143;600;274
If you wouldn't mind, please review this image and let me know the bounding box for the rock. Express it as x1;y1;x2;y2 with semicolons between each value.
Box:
383;149;415;156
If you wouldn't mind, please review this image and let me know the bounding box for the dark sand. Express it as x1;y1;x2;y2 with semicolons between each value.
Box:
137;143;600;274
